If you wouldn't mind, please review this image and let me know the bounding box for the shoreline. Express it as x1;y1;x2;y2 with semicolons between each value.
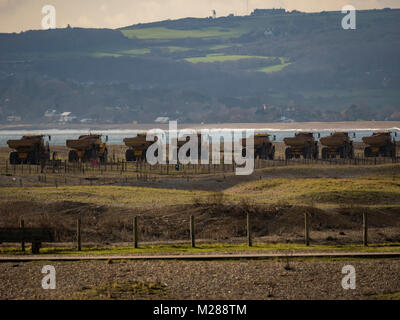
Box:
0;121;399;132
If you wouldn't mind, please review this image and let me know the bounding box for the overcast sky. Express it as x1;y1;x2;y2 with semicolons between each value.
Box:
0;0;399;33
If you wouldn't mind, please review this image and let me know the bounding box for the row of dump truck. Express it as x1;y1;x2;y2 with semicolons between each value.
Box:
5;131;397;164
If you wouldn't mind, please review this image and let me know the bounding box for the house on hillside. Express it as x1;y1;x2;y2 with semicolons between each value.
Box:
155;117;169;124
7;115;21;122
59;112;77;123
251;9;285;16
44;109;59;121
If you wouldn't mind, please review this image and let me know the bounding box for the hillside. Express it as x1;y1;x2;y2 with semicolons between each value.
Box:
0;9;399;124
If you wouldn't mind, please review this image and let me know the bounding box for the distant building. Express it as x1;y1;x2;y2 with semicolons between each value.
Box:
59;112;77;123
155;117;169;124
7;116;21;122
264;30;274;37
278;116;294;123
251;9;285;16
44;109;59;121
80;118;93;124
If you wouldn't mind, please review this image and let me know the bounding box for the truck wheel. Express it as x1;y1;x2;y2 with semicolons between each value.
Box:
349;146;355;159
10;152;20;165
322;148;328;159
364;147;372;158
269;146;275;160
126;149;134;162
302;147;311;159
314;145;319;160
285;148;293;160
100;149;108;164
28;151;40;165
68;150;78;163
339;147;345;159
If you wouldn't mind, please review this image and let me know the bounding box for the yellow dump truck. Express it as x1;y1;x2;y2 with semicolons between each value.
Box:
124;133;154;161
241;133;275;160
66;134;108;163
284;132;319;160
320;132;354;159
7;135;51;165
362;131;396;157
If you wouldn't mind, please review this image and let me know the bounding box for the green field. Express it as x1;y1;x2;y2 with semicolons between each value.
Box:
119;48;151;55
227;175;400;207
121;27;250;40
256;62;292;73
1;172;399;208
185;53;273;63
2;243;400;256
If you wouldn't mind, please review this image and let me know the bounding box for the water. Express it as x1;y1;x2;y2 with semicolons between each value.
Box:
0;128;399;146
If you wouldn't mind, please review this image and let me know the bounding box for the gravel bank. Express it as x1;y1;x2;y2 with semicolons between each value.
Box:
0;259;399;300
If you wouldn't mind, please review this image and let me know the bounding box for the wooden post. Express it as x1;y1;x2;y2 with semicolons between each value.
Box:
190;215;195;248
133;216;138;248
20;217;25;252
77;215;82;251
247;213;252;247
363;212;368;247
304;212;310;246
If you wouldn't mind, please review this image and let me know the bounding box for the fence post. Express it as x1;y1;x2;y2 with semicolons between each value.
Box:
363;212;368;247
304;212;310;246
247;213;252;247
20;217;25;252
190;215;195;248
77;215;82;251
133;216;138;248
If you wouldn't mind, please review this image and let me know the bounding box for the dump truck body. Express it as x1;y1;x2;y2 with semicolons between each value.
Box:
284;132;319;160
7;135;50;165
320;132;354;159
67;134;108;163
362;132;396;157
124;134;154;161
241;133;275;160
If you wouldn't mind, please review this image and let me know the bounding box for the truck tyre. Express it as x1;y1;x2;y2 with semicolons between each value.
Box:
10;152;20;164
100;149;108;164
285;148;293;160
68;150;78;163
364;147;372;158
322;148;328;159
339;147;345;159
302;147;311;159
268;146;275;160
28;151;40;165
313;145;319;160
126;149;134;162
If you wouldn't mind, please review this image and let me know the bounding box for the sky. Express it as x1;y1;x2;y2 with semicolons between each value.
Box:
0;0;399;33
